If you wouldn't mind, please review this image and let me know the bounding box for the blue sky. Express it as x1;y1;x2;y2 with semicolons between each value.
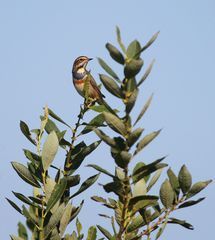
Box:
0;1;214;239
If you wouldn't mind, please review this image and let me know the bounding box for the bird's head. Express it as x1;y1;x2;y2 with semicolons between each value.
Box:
72;56;92;72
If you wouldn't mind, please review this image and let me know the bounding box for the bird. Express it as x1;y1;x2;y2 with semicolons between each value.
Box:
72;56;117;115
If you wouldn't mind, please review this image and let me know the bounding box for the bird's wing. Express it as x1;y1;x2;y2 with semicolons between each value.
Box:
86;72;105;98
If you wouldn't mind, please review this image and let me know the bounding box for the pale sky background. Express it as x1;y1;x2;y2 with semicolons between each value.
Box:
0;1;214;239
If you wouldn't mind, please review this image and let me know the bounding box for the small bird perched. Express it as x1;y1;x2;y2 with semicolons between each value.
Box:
72;56;116;115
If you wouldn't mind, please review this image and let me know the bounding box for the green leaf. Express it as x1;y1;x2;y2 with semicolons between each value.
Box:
20;121;36;145
106;43;125;64
147;169;163;192
103;180;123;197
43;203;65;239
103;112;127;136
127;128;144;147
111;149;132;168
81;114;105;135
155;217;168;240
116;26;126;54
98;58;120;82
134;129;161;155
66;175;80;188
76;218;82;236
127;40;141;59
160;179;174;209
46;178;67;214
87;164;115;178
42;131;59;172
178;165;192;194
48;108;70;128
13;192;34;206
44;118;60;134
167;168;180;195
10;236;24;240
97;225;112;240
115;167;125;180
137;60;155;87
132;157;167;183
186;180;212;199
94;129;116;147
22;205;38;227
137;31;160;56
126;88;139;114
133;179;147;197
127;214;145;233
11;162;40;188
23;149;41;163
99;74;122;98
18;222;28;240
87;226;97;240
70;174;100;199
70;201;84;223
69;141;101;174
91;196;107;204
124;59;143;79
128;195;158;214
134;94;153;126
6;198;22;215
178;197;205;209
168;218;194;230
59;204;73;237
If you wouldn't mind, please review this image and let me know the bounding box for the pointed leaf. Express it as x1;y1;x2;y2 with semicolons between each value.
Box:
178;165;192;194
106;43;125;64
43;203;65;239
167;168;180;195
20;121;36;145
126;88;139;114
168;218;194;230
46;178;67;214
18;222;28;240
76;218;82;235
59;204;73;236
155;217;168;239
134;130;161;155
116;26;126;54
127;40;141;59
147;169;163;192
160;180;174;209
42;131;59;171
137;60;155;87
13;192;34;206
99;74;122;98
87;226;97;240
10;236;23;240
70;174;100;199
48;108;70;127
44;118;60;134
69;141;101;174
127;214;145;233
127;128;144;147
178;197;205;209
186;180;212;199
87;164;115;178
132;157;167;184
98;58;120;81
103;112;127;136
22;205;38;227
133;179;147;196
66;175;80;188
137;31;160;56
134;94;153;126
97;225;112;240
94;129;116;147
6;198;22;214
11;162;40;188
81;114;105;135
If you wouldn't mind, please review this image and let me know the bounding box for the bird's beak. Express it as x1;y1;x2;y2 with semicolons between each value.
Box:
88;58;93;61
